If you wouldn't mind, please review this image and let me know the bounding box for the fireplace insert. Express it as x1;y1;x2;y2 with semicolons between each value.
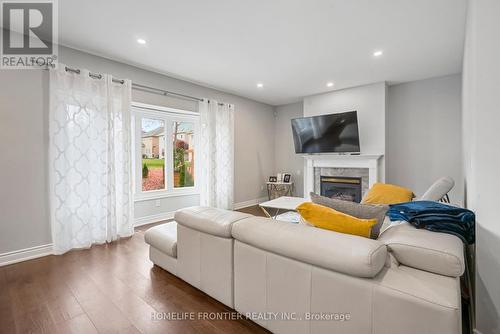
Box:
320;176;362;203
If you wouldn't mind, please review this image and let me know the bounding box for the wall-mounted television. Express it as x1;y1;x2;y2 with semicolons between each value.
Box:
291;111;360;154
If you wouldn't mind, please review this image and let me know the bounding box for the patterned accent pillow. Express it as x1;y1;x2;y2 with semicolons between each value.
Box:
310;192;388;239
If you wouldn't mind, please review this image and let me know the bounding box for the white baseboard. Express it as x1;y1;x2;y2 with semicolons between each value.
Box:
135;198;266;227
0;244;53;267
1;214;173;267
134;211;175;227
233;196;268;210
1;204;259;267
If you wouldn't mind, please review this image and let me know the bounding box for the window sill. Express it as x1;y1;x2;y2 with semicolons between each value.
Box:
134;190;200;202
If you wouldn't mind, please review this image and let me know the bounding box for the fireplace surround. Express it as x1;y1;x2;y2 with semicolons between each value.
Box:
303;154;383;198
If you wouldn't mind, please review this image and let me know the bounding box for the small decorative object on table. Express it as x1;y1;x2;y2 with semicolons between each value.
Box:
269;176;278;182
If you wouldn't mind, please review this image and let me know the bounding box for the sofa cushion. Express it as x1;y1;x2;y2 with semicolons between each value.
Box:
310;192;388;238
377;223;464;277
297;202;377;238
232;217;387;278
175;206;252;238
362;183;414;205
144;222;178;257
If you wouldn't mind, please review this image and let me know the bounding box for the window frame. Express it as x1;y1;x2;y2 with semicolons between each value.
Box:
132;102;200;201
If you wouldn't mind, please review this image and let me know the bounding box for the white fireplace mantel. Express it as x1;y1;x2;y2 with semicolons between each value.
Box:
303;154;383;197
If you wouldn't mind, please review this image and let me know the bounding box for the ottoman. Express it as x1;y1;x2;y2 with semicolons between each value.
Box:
144;222;178;275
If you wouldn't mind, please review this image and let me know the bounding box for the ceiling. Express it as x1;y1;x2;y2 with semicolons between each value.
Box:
58;0;466;106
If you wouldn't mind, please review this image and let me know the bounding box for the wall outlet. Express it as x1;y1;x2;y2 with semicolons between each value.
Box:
297;170;301;175
155;199;161;207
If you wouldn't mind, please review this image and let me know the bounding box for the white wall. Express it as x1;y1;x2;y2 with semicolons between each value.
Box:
274;102;304;196
462;1;500;333
0;45;275;255
387;74;463;204
303;82;387;180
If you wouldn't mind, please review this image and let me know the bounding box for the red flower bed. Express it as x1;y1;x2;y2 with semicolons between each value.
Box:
142;168;165;191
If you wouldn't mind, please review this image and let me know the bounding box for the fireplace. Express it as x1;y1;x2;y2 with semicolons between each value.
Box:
304;155;382;199
320;176;362;203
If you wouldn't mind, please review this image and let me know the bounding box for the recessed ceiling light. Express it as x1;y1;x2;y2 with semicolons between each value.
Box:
257;83;263;88
137;38;146;45
326;82;334;87
373;50;383;57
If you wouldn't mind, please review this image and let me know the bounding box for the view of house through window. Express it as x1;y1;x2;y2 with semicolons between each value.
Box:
141;118;165;191
173;121;195;188
136;105;198;195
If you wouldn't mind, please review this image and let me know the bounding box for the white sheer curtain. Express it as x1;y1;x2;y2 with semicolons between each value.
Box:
199;99;234;209
49;64;134;254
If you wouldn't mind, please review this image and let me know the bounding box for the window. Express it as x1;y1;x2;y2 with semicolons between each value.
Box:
133;103;199;199
141;118;165;191
173;121;195;188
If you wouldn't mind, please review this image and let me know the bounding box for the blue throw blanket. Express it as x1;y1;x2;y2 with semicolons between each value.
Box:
387;201;475;244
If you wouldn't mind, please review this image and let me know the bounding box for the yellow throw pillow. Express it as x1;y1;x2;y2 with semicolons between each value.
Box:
296;202;377;238
361;182;413;205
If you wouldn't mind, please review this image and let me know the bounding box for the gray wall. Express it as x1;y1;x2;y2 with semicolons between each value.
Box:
463;0;500;332
0;46;275;254
274;102;304;196
386;74;463;204
274;78;464;203
59;46;275;207
0;70;52;252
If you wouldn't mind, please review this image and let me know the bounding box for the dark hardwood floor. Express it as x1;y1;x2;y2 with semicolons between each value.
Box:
234;205;266;217
0;206;268;334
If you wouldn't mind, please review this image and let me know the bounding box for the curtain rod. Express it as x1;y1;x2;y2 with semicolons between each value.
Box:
61;66;212;104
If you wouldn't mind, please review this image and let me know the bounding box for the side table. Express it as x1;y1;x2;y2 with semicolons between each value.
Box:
266;182;293;200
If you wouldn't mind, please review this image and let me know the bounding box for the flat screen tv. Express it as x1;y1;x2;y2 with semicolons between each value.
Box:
291;111;360;154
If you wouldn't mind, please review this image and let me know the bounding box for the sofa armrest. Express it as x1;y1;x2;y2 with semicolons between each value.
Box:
232;217;387;278
175;206;252;238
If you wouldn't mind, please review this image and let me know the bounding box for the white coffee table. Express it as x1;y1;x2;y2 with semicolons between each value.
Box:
259;196;307;219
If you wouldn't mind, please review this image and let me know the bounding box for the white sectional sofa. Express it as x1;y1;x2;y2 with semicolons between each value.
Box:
145;206;464;334
145;207;252;307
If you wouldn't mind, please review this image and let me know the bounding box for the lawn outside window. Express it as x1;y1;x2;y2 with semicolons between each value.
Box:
133;102;200;201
